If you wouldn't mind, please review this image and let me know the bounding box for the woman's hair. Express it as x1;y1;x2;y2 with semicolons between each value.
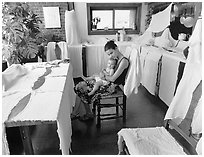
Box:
104;40;118;51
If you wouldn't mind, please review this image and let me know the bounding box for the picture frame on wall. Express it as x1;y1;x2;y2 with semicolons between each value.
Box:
43;7;61;28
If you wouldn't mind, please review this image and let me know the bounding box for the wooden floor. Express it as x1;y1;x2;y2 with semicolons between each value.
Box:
6;84;168;155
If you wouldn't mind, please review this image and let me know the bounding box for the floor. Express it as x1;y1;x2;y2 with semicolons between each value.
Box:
6;84;169;155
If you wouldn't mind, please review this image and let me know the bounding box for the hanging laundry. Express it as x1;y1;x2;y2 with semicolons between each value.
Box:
65;10;81;45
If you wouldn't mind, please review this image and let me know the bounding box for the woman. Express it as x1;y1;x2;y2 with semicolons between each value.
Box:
72;40;129;121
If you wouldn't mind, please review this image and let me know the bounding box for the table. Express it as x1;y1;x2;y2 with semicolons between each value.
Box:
2;62;76;155
140;45;186;106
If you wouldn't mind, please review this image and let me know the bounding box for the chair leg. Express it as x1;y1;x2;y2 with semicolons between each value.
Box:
92;101;96;114
123;95;127;122
96;101;101;128
116;97;119;116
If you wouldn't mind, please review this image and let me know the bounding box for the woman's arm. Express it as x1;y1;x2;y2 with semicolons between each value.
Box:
109;69;115;76
105;58;128;82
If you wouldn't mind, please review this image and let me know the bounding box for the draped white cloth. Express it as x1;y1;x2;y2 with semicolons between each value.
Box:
2;64;29;91
2;63;76;155
141;47;162;95
57;41;69;60
158;55;180;106
196;136;202;155
191;96;202;134
124;46;142;97
118;127;186;155
135;3;173;47
146;3;172;33
46;42;57;61
68;45;83;78
164;17;202;124
65;10;81;45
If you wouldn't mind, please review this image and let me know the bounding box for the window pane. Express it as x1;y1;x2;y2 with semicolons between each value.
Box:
92;10;113;30
115;10;136;29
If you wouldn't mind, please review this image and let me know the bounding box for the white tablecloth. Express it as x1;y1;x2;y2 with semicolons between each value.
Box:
2;62;76;155
140;46;162;95
140;46;186;105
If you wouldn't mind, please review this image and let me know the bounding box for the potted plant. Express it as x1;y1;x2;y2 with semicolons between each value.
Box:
2;2;43;65
92;17;101;30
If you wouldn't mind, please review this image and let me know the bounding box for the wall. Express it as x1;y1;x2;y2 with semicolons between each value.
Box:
28;2;148;44
28;2;69;41
74;2;148;43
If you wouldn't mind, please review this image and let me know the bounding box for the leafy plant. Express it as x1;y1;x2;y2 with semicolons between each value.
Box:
2;2;42;64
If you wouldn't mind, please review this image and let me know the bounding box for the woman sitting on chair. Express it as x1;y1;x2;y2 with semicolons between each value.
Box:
72;40;130;121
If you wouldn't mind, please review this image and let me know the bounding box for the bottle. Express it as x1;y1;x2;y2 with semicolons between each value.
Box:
120;27;126;42
120;33;124;42
115;33;118;41
122;27;126;41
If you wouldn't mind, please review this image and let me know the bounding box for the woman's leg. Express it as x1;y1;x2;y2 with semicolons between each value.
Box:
71;95;86;117
72;95;93;120
82;75;94;81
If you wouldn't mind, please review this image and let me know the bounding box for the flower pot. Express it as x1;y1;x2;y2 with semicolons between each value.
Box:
92;25;97;30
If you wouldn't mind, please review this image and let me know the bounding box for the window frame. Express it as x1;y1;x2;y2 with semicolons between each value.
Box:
87;3;142;35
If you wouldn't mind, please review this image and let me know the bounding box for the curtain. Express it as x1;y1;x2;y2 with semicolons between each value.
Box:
65;10;81;45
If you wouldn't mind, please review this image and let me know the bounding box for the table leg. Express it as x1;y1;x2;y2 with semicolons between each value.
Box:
19;126;34;155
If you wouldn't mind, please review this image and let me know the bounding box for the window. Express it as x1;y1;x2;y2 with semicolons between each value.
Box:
87;3;142;35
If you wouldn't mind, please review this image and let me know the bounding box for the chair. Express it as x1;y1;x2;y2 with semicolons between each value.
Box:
92;85;127;128
91;46;137;128
118;119;199;155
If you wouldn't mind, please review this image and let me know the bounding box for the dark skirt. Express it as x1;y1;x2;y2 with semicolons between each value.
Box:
74;80;117;104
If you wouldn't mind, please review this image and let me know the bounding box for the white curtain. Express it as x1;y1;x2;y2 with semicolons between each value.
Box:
164;17;202;125
146;3;173;33
65;10;81;45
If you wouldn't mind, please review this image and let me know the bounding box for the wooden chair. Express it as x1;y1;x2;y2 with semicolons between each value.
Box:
92;85;126;128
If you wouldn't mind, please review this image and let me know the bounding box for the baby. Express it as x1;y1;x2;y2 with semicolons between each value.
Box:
83;58;117;96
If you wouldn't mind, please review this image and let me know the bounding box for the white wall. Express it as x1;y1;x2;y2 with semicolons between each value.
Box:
74;2;148;43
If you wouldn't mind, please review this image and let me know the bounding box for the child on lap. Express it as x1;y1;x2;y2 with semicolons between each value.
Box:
83;58;117;96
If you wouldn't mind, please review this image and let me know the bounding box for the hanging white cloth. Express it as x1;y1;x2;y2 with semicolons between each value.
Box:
196;136;202;155
65;10;81;45
146;3;173;33
191;96;202;134
57;41;69;59
124;46;142;97
67;45;83;78
164;17;202;125
46;42;57;61
141;48;162;95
